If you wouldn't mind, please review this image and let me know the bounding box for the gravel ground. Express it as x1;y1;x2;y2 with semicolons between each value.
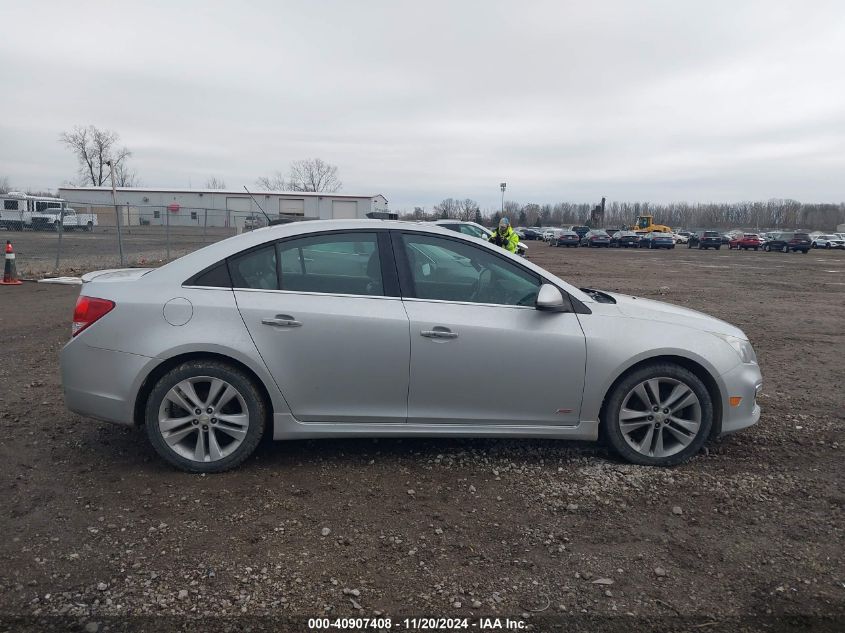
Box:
0;244;843;632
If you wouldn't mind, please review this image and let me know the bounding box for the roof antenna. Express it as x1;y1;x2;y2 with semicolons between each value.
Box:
243;186;273;224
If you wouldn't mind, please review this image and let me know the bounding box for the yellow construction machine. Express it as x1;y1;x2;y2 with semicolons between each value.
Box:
631;215;672;234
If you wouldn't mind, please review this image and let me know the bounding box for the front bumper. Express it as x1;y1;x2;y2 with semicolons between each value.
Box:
61;340;157;426
718;362;763;435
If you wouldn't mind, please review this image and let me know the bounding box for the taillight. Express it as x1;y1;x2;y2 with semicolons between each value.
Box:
72;296;115;337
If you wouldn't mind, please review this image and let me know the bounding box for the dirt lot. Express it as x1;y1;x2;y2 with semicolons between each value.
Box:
0;244;843;632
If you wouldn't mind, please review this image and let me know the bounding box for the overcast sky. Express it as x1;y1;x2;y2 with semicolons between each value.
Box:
1;0;844;210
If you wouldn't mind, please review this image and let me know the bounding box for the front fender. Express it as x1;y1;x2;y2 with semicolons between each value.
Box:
578;310;740;422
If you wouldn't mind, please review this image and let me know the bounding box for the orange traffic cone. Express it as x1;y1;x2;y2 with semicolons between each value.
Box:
1;240;23;285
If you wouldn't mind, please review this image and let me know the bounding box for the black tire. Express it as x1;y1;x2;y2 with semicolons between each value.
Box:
600;362;713;466
754;247;758;251
764;244;770;252
826;243;830;249
716;245;721;250
145;360;267;473
800;249;808;254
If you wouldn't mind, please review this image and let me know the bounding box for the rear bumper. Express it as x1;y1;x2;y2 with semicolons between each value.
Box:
718;362;763;435
61;340;157;426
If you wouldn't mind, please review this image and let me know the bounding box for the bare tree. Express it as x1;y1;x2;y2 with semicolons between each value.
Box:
433;198;459;219
0;176;11;194
287;158;342;192
205;176;227;189
256;172;286;191
112;161;139;187
457;198;480;221
59;125;135;186
257;159;342;192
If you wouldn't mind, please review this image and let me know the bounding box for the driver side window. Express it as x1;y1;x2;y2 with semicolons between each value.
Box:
400;233;540;306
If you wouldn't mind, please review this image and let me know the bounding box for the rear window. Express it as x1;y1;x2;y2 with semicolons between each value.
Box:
187;262;232;288
229;245;279;290
794;233;810;239
703;231;720;237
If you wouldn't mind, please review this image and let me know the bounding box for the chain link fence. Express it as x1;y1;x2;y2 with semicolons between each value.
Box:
1;204;273;278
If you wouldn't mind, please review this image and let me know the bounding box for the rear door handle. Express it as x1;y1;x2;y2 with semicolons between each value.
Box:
421;327;458;339
261;315;302;328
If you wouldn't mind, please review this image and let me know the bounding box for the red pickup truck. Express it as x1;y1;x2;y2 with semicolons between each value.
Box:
729;233;763;251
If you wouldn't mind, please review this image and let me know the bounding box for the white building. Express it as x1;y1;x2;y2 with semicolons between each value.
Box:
58;186;389;228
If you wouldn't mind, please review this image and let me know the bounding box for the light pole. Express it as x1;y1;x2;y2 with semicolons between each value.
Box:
107;159;125;266
500;182;506;215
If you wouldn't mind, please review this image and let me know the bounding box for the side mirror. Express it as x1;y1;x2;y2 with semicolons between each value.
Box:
536;284;566;311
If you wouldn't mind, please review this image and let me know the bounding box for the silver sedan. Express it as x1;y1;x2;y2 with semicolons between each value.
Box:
61;220;762;472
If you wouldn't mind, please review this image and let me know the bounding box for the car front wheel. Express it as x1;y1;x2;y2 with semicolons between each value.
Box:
601;363;713;466
145;360;267;473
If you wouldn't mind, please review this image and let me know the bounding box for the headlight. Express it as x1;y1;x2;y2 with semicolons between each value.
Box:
714;333;757;364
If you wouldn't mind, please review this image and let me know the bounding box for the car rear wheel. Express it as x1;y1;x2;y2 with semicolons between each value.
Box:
601;363;713;466
145;360;267;473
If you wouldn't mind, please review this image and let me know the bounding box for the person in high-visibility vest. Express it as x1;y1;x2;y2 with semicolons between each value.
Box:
488;217;519;254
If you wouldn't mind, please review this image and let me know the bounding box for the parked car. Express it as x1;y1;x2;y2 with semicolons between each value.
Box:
30;208;99;232
688;231;723;250
432;220;527;257
639;232;675;249
61;219;762;472
521;228;543;241
242;216;264;232
580;229;611;247
570;225;590;240
610;231;640;248
554;230;581;247
543;228;564;244
762;232;812;253
728;234;763;251
811;234;845;249
672;232;690;244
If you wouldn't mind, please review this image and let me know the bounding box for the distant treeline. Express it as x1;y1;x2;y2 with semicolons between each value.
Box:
401;198;845;231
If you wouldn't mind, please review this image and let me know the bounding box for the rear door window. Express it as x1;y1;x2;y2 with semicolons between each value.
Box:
278;232;383;296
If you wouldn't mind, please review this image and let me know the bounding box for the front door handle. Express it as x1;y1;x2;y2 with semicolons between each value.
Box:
261;315;302;328
421;327;458;339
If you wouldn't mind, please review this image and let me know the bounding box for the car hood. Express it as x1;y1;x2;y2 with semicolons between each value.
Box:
600;291;746;339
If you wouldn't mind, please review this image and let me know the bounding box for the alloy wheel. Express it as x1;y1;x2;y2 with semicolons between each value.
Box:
157;376;250;462
618;377;702;459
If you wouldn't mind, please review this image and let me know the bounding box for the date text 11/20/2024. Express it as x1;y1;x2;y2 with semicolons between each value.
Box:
307;617;528;630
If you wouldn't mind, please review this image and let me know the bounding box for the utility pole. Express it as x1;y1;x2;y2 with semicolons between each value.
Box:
107;160;125;266
500;182;507;215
